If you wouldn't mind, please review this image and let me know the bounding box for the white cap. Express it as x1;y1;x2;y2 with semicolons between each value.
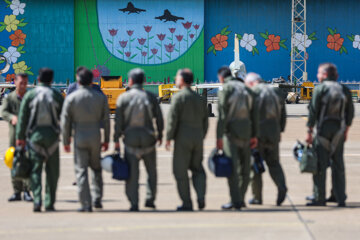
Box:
245;72;262;84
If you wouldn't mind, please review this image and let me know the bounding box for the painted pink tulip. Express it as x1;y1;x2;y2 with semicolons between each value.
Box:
182;22;192;30
141;51;147;57
119;40;128;48
92;69;100;78
144;26;152;33
193;24;200;30
125;52;131;57
176;35;183;42
165;43;175;53
169;28;176;33
138;38;146;45
127;30;134;36
157;34;166;41
109;29;118;36
189;34;195;39
151;48;158;55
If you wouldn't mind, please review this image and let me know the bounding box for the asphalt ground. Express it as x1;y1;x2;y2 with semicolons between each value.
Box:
0;103;359;240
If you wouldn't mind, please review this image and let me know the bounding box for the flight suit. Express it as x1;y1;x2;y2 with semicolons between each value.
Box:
217;76;258;206
61;86;110;209
307;79;354;204
1;91;30;194
114;84;164;207
250;84;287;202
166;87;208;208
16;83;64;209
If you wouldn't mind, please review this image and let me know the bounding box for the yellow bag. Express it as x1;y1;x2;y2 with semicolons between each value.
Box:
4;147;15;169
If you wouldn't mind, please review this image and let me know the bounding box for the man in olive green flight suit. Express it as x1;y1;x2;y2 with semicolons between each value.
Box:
306;63;354;207
16;68;64;212
245;73;287;206
61;68;110;212
114;68;163;211
216;66;258;210
165;69;208;211
1;73;32;202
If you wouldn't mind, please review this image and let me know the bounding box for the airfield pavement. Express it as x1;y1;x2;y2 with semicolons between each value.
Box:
0;103;359;240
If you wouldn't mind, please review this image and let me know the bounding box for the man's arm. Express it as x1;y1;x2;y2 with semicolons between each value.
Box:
152;95;164;142
16;92;31;142
1;95;14;123
216;88;227;140
102;96;111;143
249;88;259;139
202;97;209;139
307;86;322;128
113;97;124;143
166;95;180;141
344;87;354;127
60;98;73;146
280;96;287;132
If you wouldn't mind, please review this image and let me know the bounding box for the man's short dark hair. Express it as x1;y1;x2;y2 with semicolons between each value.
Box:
15;73;28;80
179;68;194;85
128;68;145;84
319;63;338;80
38;68;54;84
78;68;93;86
76;66;86;75
217;66;232;79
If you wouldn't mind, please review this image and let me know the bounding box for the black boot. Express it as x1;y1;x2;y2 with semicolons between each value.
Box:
249;198;262;205
306;200;326;206
145;200;156;209
77;206;92;212
45;206;56;212
277;188;287;206
8;193;21;202
23;191;33;202
94;201;103;209
33;203;42;212
198;200;205;210
130;205;139;212
326;195;337;203
176;205;193;211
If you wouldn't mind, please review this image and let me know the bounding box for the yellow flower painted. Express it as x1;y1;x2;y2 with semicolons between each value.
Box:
4;15;20;32
13;61;27;74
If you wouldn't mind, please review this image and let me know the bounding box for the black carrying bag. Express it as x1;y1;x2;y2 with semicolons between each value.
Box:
300;145;317;174
208;149;233;177
11;147;32;180
252;149;265;174
112;153;130;181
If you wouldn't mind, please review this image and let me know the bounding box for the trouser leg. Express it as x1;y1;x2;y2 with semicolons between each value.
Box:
250;169;263;201
75;147;91;208
313;139;328;203
262;142;287;194
89;141;103;204
190;141;206;203
143;149;157;204
238;146;251;204
125;149;140;206
223;136;241;205
173;142;192;208
331;139;346;204
29;149;43;206
44;148;60;209
11;172;24;194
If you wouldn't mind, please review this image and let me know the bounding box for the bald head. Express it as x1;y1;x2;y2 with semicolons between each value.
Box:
245;72;262;88
176;68;193;88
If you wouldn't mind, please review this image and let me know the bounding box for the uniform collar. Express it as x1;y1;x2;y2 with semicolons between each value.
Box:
224;76;237;83
131;84;143;90
79;85;92;89
39;82;51;87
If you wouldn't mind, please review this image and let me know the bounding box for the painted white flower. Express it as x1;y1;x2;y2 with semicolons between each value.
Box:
293;33;312;51
10;0;26;16
240;33;257;52
352;35;360;50
4;46;21;63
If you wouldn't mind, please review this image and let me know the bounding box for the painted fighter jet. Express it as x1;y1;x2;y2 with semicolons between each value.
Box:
119;2;146;14
155;9;184;23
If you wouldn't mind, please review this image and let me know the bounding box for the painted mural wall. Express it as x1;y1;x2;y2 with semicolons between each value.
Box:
205;0;360;86
75;0;205;86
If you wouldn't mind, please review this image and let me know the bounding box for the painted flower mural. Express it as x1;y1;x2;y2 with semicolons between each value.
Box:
260;31;287;52
238;33;258;55
97;0;204;65
347;34;360;50
327;28;347;54
0;1;32;77
207;26;231;55
292;32;317;52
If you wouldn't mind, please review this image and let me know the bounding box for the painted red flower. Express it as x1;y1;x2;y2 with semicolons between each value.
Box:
144;26;152;33
141;51;147;57
157;33;166;41
138;38;146;45
127;30;134;36
264;34;281;52
176;35;183;42
5;74;15;82
9;30;26;47
151;48;158;55
169;28;176;33
211;34;228;51
109;29;118;37
189;34;195;39
125;52;131;57
92;69;100;79
165;43;175;53
193;24;200;30
119;40;128;48
182;21;192;30
327;33;344;51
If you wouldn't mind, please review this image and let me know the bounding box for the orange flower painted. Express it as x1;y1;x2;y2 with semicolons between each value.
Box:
9;30;26;47
264;34;281;52
5;74;15;83
211;34;228;51
327;33;344;51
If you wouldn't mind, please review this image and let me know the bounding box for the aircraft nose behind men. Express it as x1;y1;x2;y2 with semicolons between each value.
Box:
113;68;164;212
61;67;110;212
